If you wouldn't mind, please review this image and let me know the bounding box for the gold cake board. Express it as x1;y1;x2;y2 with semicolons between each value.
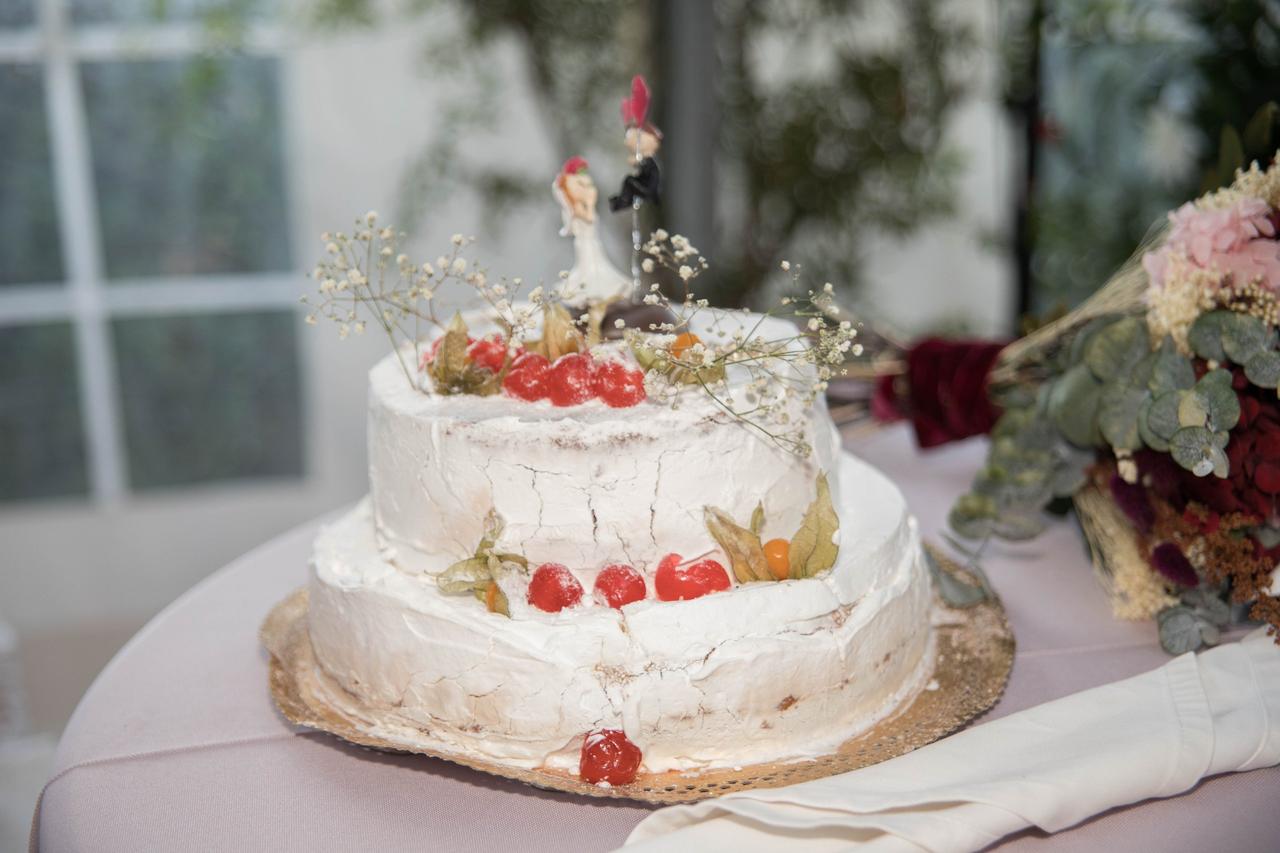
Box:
261;550;1014;805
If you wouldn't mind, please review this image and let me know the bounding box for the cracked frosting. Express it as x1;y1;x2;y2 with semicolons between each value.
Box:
367;311;842;574
307;452;935;774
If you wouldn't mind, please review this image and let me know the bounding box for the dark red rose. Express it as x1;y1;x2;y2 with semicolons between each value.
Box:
889;338;1007;449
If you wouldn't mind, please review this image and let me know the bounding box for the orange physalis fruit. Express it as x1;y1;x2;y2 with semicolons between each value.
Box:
763;538;790;580
671;332;701;359
485;582;499;612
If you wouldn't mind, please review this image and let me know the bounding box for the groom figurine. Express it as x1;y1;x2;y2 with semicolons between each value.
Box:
609;75;662;212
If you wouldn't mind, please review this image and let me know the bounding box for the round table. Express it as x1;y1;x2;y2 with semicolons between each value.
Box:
32;427;1280;852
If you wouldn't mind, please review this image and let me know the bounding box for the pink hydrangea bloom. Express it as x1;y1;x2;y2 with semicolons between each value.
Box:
1143;197;1280;292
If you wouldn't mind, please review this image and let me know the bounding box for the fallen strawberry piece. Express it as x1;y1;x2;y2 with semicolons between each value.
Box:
580;728;642;785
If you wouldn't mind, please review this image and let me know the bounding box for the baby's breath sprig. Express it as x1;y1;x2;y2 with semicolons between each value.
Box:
301;211;542;388
626;231;862;457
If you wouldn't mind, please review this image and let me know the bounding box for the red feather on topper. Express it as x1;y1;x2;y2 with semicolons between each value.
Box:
561;155;588;176
620;75;650;128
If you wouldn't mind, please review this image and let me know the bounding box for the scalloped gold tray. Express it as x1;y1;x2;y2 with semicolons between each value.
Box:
261;551;1013;804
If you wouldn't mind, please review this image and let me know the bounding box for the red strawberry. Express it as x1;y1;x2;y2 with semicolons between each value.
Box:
503;352;552;401
527;563;584;612
654;554;731;601
593;564;647;609
467;336;521;373
592;360;646;408
548;352;596;407
579;728;642;785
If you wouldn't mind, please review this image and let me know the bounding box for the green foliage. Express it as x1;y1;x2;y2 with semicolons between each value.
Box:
947;404;1090;542
305;0;972;307
1158;604;1220;655
1190;310;1280;380
1012;1;1280;313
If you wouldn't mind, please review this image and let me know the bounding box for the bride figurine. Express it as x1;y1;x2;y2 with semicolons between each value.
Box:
553;156;632;303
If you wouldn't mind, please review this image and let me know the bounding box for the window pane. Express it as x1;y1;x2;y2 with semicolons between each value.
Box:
81;57;291;279
113;311;303;490
0;65;65;286
0;323;88;502
69;0;274;26
0;0;34;28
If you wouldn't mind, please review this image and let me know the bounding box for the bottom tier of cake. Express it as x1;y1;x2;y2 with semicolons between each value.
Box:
306;452;935;776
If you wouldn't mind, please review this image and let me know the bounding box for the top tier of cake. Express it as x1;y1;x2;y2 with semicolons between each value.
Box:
368;311;842;574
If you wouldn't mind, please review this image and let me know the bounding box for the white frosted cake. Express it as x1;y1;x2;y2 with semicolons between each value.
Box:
305;309;936;781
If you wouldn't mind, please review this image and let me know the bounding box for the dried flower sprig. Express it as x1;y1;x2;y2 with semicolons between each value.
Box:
624;231;862;456
301;211;551;388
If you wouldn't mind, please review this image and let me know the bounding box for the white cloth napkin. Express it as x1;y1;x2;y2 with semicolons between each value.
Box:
623;629;1280;853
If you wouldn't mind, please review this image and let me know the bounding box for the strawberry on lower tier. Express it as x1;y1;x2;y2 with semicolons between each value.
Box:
653;554;732;601
548;352;596;407
579;728;642;785
593;564;647;609
592;360;647;408
527;563;584;612
503;352;553;401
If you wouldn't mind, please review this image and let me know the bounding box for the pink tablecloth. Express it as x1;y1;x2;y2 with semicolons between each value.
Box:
31;426;1280;852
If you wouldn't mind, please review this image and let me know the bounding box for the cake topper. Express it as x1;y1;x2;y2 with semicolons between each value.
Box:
609;75;662;294
552;156;632;303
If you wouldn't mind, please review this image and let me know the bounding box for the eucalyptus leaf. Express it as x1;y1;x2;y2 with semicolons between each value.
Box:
787;474;839;580
925;549;988;608
1098;381;1148;451
1177;390;1209;429
1048;460;1088;497
1138;399;1170;452
1220;311;1271;364
1170;426;1229;478
1187;311;1231;363
1145;391;1182;441
1068;315;1120;367
1245;351;1280;388
1047;363;1104;447
1196;369;1240;431
1158;605;1219;655
1083;316;1148;382
1181;588;1231;627
1148;340;1196;395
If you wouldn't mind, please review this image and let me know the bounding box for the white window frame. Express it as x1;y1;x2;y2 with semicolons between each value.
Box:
0;0;300;502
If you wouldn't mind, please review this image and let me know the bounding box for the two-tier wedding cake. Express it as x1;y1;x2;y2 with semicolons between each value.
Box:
293;75;936;788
